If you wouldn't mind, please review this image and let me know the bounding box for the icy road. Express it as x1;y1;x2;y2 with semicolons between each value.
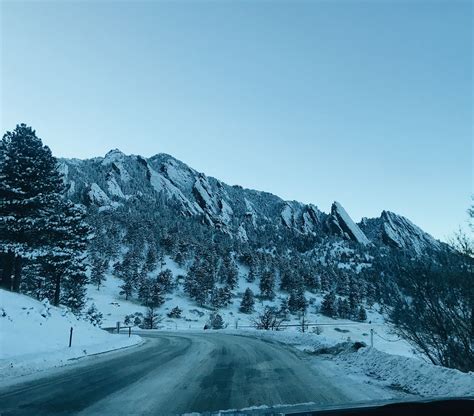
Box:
0;332;399;415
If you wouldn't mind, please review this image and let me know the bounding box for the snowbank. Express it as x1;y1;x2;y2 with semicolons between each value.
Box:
0;289;142;380
333;347;474;397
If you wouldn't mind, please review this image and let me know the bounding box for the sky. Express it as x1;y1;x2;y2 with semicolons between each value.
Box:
1;0;472;241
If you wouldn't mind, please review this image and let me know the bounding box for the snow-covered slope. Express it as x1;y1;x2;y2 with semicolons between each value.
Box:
0;289;141;380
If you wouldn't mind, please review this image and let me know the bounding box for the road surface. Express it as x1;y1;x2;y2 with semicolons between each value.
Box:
0;331;392;415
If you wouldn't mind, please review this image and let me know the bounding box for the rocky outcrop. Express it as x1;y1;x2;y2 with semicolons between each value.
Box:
326;202;370;245
360;211;442;254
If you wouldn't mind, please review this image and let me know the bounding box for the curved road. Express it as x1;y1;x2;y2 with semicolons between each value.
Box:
0;332;375;415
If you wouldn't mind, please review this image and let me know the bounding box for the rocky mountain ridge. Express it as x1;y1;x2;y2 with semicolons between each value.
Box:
60;149;443;255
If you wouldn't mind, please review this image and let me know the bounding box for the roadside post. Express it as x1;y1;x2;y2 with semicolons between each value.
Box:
370;328;374;348
69;327;73;347
116;321;120;334
129;326;131;337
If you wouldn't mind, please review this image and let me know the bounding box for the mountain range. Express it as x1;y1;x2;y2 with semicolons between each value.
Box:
59;148;443;257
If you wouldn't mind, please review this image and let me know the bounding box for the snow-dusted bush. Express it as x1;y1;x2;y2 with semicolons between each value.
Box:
83;303;103;327
167;306;183;318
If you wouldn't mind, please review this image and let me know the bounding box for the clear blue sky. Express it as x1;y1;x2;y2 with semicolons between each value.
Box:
1;0;472;241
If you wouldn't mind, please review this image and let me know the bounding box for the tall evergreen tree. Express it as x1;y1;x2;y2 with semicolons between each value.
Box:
337;297;351;319
0;124;64;291
246;265;256;283
90;255;108;291
320;291;337;317
259;269;275;300
357;305;367;321
53;202;90;311
288;287;308;314
157;268;173;292
239;288;255;313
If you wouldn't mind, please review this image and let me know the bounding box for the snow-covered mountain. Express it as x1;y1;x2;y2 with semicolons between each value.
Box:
60;149;443;256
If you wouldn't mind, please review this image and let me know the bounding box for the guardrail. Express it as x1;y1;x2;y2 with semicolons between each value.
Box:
101;322;133;337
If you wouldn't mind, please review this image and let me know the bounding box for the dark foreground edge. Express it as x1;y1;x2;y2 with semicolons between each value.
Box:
213;397;474;416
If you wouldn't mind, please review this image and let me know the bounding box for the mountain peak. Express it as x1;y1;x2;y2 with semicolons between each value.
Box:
102;148;126;165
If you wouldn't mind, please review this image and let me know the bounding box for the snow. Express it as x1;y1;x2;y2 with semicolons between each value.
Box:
80;256;473;401
162;159;194;189
148;164;200;215
220;199;233;224
333;347;474;397
237;224;248;242
67;180;76;196
244;198;258;227
86;256;188;327
88;183;111;206
193;177;217;214
101;149;125;166
332;202;370;245
98;201;123;212
0;289;142;380
107;176;126;199
281;204;294;228
86;275;146;326
302;212;315;233
381;211;441;255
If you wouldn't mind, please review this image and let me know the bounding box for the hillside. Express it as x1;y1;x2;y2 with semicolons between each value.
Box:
55;149;456;335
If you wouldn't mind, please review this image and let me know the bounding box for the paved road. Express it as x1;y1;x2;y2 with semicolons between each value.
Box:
0;332;364;415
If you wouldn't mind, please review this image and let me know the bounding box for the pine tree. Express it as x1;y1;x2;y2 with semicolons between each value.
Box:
144;247;157;273
365;282;376;308
0;124;64;292
138;278;165;309
41;202;91;310
357;305;367;321
305;273;321;292
321;291;337;317
246;264;256;283
184;254;216;306
337;273;350;296
119;277;135;300
90;255;108;291
210;286;232;309
280;267;295;292
259;269;275;300
278;296;290;318
337;297;351;319
349;280;361;315
84;303;103;327
320;272;331;292
225;256;239;290
208;312;225;329
288;287;308;314
167;306;183;318
239;288;255;313
157;268;173;292
142;306;162;329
